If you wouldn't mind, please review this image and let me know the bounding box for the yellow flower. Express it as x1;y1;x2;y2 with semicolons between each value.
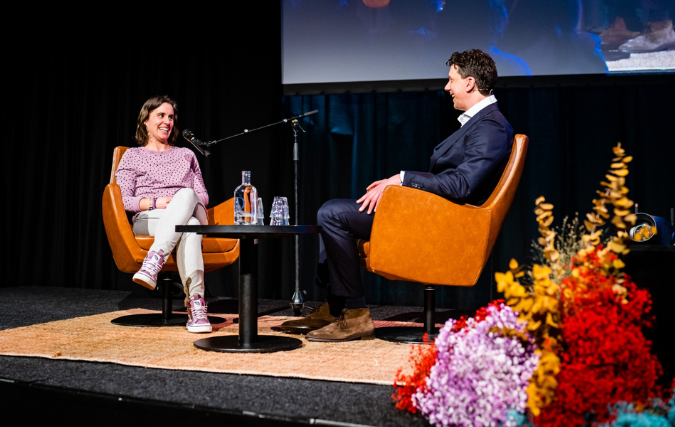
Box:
613;259;625;269
495;271;514;293
527;350;561;416
533;264;552;280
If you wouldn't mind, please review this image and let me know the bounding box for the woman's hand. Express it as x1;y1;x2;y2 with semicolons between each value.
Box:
155;197;172;209
140;197;173;211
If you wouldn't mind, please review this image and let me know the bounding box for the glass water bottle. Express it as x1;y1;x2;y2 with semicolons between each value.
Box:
234;171;258;225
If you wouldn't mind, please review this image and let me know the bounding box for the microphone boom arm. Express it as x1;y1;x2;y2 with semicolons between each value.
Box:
203;110;318;147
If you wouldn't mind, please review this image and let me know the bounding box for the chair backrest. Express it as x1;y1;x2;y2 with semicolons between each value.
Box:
480;134;529;253
103;146;140;272
110;146;129;184
102;146;239;273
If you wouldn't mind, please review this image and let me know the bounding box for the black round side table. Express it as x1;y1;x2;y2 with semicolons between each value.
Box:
175;225;321;353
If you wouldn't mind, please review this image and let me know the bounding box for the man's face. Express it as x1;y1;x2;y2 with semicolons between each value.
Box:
444;65;472;111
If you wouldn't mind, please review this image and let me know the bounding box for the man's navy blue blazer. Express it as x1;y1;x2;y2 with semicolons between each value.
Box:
402;103;513;206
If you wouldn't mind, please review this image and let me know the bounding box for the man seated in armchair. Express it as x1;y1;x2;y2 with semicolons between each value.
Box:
281;49;514;342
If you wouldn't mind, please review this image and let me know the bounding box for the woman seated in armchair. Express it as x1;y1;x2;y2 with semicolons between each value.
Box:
115;95;212;333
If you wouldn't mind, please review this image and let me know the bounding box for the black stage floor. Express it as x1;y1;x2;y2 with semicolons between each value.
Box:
3;271;671;426
0;286;444;427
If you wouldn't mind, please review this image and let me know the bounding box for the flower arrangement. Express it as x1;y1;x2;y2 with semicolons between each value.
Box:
392;144;674;426
414;303;539;426
392;300;503;414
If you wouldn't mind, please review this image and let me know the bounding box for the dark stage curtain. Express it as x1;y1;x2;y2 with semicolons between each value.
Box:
282;79;675;309
4;10;674;311
3;9;290;301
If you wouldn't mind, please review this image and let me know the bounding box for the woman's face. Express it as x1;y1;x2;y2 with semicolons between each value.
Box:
144;102;175;144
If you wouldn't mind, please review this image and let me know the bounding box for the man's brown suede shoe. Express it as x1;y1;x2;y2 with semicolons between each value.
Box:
306;308;375;342
279;302;336;334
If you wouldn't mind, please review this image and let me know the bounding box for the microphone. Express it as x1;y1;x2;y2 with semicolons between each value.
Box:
284;110;319;125
182;129;209;157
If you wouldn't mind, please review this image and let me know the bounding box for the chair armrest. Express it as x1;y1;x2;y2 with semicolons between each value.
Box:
102;183;146;273
368;185;492;286
208;198;235;225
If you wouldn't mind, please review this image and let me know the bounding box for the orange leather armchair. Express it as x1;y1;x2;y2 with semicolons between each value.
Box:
358;134;529;343
102;146;240;326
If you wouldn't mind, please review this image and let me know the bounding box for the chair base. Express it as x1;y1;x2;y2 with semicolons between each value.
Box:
111;272;226;327
111;313;226;327
375;285;438;344
375;327;438;344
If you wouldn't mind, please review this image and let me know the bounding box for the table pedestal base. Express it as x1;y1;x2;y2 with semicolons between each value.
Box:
193;335;303;353
176;226;322;354
194;237;306;353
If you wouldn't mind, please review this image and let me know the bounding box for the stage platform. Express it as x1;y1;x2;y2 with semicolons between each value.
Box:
3;271;671;426
0;286;445;427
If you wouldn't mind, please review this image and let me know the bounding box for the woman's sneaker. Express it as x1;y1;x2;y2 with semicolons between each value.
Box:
187;294;212;333
133;250;165;290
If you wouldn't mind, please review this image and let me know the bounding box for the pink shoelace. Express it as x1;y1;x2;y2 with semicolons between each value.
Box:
190;300;209;322
141;251;164;276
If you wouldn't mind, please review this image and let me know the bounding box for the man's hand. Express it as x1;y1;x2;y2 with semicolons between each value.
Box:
356;174;400;214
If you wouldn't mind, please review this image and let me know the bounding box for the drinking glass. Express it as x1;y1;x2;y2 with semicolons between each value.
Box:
270;197;285;226
280;197;290;225
256;197;264;225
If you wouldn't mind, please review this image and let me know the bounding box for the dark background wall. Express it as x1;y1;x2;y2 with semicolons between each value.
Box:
3;6;674;312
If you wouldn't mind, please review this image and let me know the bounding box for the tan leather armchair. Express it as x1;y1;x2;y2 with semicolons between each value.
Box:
102;146;239;326
358;134;529;342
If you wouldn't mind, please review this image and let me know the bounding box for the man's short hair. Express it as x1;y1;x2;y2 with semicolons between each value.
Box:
446;49;498;96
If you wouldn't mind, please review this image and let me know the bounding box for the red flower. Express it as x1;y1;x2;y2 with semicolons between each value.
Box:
392;334;437;413
536;247;662;427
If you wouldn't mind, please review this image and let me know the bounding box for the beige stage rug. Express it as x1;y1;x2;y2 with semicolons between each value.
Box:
0;310;429;385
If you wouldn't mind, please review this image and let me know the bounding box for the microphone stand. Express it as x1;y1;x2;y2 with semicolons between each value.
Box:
199;110;317;315
291;120;303;315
